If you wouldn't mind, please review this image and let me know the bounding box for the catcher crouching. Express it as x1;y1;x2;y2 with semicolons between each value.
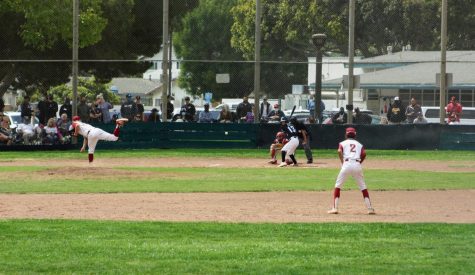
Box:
268;131;288;164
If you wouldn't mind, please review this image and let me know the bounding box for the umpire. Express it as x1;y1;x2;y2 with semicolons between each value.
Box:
290;117;313;164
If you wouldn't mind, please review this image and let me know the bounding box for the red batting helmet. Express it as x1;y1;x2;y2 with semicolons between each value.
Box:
346;127;356;137
72;116;81;121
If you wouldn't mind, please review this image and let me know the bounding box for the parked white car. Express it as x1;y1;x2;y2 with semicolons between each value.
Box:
3;112;39;129
421;106;475;125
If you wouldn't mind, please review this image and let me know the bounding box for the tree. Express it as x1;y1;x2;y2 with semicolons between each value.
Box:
230;0;336;97
47;77;120;105
0;0;198;98
174;0;254;99
0;0;107;97
229;0;475;62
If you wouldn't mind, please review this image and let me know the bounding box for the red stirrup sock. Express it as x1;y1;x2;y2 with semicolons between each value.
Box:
113;126;120;137
362;189;370;198
271;148;276;159
88;154;94;163
362;189;373;209
333;188;341;208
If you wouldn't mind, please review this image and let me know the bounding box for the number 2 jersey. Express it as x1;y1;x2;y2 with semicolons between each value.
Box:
338;138;366;162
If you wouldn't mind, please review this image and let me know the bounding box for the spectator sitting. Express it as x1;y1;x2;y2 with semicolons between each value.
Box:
332;107;348;124
236;96;253;122
180;96;196;122
148;108;160;123
219;104;234;123
413;113;428;124
268;104;285;122
56;113;72;137
199;103;214;123
353;107;372;124
43;117;62;144
173;114;184;122
17;117;41;145
0;116;13;145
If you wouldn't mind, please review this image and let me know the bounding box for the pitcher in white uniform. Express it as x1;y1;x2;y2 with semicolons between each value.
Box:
71;116;128;163
328;127;375;215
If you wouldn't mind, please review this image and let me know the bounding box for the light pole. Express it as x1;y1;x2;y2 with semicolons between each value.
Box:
312;33;326;123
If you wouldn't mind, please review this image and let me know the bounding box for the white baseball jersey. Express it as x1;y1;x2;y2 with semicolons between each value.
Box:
335;138;367;190
73;121;95;138
73;121;118;154
339;139;366;161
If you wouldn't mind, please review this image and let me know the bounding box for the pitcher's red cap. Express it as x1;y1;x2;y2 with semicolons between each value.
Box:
346;127;356;134
72;116;81;121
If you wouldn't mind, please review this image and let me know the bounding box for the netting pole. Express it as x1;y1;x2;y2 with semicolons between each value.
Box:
72;0;79;144
347;0;355;124
439;0;448;124
253;0;262;123
161;0;170;122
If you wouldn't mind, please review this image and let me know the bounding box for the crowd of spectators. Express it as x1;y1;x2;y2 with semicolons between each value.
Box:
1;92;464;147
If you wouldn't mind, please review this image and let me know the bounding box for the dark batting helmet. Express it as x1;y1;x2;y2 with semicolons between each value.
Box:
280;117;288;123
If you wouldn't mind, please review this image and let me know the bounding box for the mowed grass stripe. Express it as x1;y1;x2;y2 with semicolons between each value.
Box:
0;166;474;193
0;220;473;274
1;148;475;160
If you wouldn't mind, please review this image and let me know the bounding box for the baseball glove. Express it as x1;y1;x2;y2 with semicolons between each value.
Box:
273;143;284;150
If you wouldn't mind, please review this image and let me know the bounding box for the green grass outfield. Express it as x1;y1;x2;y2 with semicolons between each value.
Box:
0;166;474;193
1;149;474;274
2;148;475;161
0;220;473;274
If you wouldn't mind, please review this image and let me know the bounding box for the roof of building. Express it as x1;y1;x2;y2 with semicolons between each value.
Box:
322;51;475;89
355;50;475;63
110;78;162;96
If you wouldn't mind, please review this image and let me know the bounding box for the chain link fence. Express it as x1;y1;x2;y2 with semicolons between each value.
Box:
1;0;475;121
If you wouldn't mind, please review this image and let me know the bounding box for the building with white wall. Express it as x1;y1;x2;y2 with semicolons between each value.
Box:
142;47;189;109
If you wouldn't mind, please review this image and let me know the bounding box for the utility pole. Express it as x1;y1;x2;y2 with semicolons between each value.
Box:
72;0;79;144
439;0;448;124
72;0;79;118
253;0;262;122
312;34;327;123
161;0;170;122
347;0;355;124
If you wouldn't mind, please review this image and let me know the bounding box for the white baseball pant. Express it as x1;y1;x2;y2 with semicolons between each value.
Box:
335;160;367;190
87;128;118;154
281;137;299;157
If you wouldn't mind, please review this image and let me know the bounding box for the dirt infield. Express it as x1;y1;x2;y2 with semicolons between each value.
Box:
1;157;474;223
1;190;474;223
2;157;475;172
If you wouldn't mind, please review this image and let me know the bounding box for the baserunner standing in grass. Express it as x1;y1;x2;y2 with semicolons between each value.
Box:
328;127;375;215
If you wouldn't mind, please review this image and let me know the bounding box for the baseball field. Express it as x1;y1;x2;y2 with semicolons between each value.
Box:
1;149;474;273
